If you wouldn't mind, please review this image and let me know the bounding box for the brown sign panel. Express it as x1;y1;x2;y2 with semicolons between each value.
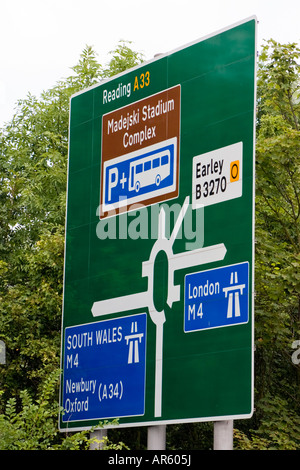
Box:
100;85;181;218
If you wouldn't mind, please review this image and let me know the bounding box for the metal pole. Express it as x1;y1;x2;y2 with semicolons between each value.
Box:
213;420;233;450
147;425;166;450
0;340;6;364
89;429;107;450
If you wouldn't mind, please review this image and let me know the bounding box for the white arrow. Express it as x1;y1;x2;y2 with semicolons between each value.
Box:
91;243;226;318
91;196;227;418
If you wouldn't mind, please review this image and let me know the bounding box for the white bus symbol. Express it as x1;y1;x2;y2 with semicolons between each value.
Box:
129;149;171;193
101;137;178;216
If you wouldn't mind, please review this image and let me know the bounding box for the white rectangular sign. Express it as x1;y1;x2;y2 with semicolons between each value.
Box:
192;142;243;208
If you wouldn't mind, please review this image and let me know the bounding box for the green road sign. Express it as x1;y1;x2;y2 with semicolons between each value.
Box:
59;17;256;431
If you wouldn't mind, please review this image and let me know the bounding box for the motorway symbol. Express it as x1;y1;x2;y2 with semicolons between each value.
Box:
125;321;144;364
223;271;246;318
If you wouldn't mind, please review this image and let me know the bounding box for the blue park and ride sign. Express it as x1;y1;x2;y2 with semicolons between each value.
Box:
59;17;256;431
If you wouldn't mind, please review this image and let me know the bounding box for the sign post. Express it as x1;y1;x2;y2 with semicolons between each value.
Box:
214;420;233;450
59;17;257;445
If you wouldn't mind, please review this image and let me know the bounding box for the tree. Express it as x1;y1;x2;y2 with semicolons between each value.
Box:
0;42;143;449
243;39;300;449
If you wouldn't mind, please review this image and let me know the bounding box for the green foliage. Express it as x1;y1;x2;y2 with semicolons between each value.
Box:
253;39;300;450
103;40;144;78
0;370;128;450
0;370;61;450
70;45;103;88
257;39;300;131
234;396;300;450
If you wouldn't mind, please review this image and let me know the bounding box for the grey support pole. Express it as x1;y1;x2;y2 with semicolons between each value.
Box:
0;340;6;364
89;429;107;450
147;425;166;450
213;420;233;450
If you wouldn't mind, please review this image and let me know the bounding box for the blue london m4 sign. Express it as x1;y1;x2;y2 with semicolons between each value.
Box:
184;262;249;332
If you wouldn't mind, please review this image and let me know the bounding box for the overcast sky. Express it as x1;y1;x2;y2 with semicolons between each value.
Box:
1;0;300;126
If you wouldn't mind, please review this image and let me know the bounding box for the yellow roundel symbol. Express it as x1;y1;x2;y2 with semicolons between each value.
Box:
230;160;240;182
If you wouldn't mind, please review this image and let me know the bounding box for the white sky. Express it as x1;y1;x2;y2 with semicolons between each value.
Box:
1;0;300;126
